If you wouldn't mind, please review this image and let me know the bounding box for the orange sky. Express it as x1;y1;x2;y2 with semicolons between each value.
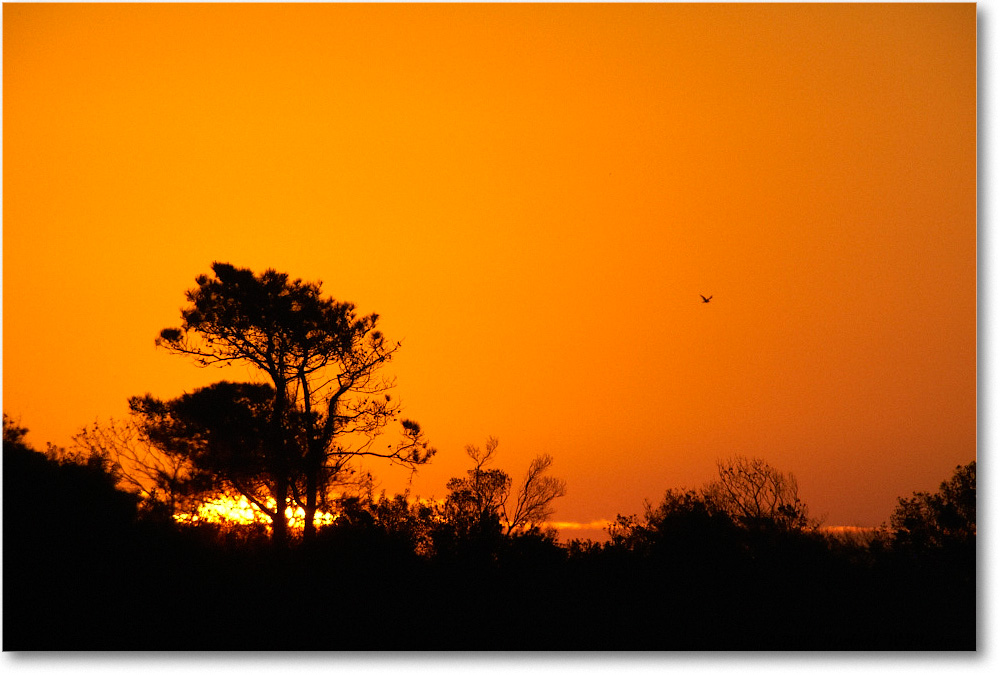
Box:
2;3;976;536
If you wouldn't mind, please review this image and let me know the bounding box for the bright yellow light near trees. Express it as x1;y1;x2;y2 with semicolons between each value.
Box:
174;494;335;530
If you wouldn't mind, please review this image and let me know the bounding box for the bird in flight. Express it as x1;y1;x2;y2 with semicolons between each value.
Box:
700;295;713;303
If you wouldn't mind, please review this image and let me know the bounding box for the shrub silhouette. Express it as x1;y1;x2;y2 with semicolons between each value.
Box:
891;461;976;552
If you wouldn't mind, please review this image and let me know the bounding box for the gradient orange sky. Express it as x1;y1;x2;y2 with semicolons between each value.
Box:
3;3;976;536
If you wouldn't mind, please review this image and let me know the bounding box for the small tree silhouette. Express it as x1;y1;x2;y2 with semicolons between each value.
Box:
70;416;206;519
442;437;566;537
703;455;811;531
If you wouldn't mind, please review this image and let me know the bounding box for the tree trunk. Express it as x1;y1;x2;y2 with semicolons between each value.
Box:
270;375;290;548
302;444;320;543
303;499;317;542
272;473;288;548
300;376;324;544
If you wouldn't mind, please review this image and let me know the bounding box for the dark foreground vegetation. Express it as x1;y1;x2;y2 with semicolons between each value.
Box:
4;423;975;651
3;265;975;650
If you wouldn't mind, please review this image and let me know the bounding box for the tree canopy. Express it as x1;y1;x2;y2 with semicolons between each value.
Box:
137;262;435;543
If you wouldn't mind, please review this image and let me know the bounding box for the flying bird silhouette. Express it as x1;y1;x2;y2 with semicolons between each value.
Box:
700;295;713;303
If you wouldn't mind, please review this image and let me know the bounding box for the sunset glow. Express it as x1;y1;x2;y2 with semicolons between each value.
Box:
173;494;335;530
3;3;976;535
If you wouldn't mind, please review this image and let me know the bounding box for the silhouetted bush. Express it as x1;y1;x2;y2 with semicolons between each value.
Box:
892;461;976;554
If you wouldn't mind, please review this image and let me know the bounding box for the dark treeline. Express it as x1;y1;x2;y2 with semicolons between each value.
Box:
2;264;976;650
3;418;975;650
